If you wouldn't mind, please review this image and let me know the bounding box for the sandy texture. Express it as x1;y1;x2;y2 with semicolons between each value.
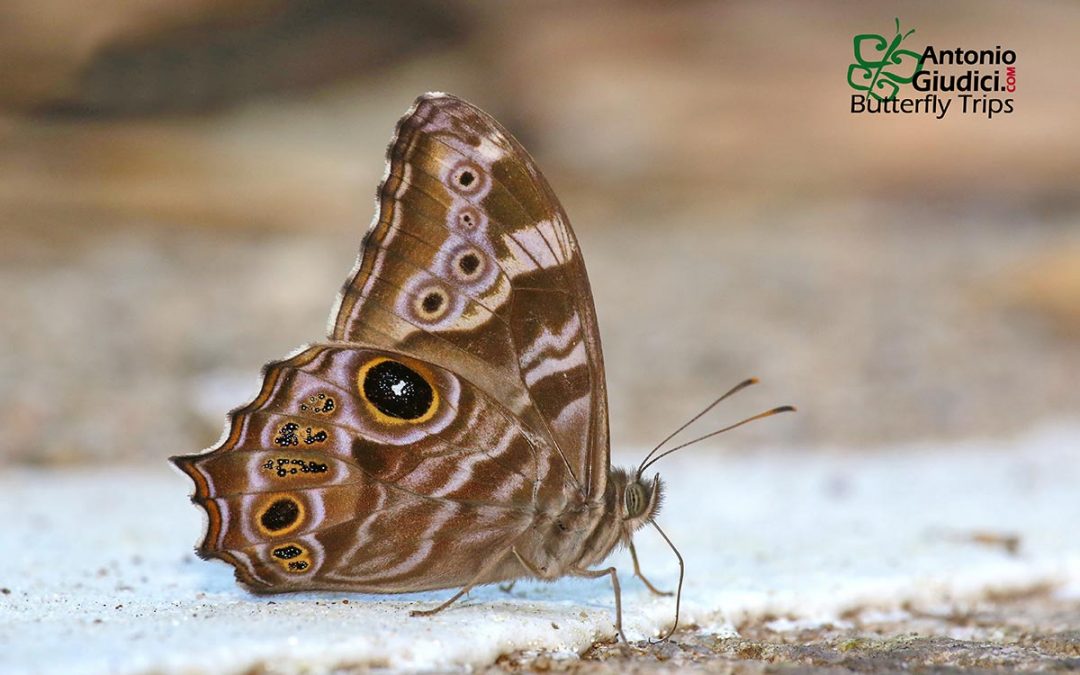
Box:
519;594;1080;673
3;427;1079;673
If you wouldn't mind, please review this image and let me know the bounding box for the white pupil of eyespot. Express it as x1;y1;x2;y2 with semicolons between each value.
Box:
391;380;407;396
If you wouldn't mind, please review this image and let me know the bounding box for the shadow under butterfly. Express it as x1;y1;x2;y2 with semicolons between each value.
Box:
171;92;794;642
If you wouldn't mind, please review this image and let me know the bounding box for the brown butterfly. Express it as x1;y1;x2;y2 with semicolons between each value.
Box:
172;92;792;641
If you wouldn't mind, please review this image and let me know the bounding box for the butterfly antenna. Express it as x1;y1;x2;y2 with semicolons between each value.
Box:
637;378;759;477
651;520;684;642
639;405;796;475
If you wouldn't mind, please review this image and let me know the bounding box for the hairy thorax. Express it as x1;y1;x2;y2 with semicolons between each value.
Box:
493;466;661;583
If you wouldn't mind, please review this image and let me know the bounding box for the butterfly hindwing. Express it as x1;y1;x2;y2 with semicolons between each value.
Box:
173;344;540;591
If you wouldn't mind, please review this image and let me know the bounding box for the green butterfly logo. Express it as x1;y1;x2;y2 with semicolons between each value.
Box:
847;18;924;101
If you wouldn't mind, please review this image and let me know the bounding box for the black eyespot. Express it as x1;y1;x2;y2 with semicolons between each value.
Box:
422;292;443;314
458;253;480;276
458;170;475;187
260;498;300;532
288;560;309;571
272;545;303;560
363;360;435;420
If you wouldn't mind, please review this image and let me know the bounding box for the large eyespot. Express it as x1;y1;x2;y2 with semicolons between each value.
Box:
357;357;438;423
624;482;648;519
257;496;304;535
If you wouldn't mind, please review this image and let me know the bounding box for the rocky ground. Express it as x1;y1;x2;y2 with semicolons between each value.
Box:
497;591;1080;673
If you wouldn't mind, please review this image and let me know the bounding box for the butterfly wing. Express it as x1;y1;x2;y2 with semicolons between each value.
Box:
173;345;540;591
173;93;611;593
330;93;610;501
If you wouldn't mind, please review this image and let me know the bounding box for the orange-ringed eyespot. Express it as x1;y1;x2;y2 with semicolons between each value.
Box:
362;359;435;420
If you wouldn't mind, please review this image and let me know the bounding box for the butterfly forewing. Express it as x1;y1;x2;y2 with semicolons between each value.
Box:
174;344;541;591
330;94;610;500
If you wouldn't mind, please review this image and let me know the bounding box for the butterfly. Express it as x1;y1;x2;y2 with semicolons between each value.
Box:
172;92;792;642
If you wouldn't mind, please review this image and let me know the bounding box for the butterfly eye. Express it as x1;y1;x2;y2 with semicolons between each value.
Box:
360;358;437;422
624;482;648;519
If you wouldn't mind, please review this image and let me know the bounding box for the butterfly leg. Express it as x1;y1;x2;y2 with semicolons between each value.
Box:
629;540;673;596
498;580;517;593
409;549;510;618
571;566;627;644
511;549;627;643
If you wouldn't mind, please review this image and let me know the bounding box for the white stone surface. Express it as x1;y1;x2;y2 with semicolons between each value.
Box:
3;426;1079;674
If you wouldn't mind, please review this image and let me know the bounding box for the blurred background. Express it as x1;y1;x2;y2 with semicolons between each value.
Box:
1;0;1077;466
